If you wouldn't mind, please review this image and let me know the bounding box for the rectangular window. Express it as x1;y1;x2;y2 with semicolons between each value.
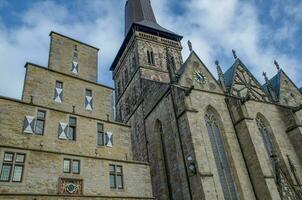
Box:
54;81;63;103
109;164;123;189
63;159;80;174
85;89;92;97
72;160;80;174
56;81;63;89
35;110;46;135
68;117;76;140
85;89;93;110
97;123;104;146
0;152;25;182
63;159;71;173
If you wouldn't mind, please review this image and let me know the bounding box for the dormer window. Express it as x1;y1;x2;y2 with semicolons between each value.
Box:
147;50;154;65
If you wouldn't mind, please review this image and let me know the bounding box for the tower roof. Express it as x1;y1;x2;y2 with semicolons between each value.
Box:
125;0;177;36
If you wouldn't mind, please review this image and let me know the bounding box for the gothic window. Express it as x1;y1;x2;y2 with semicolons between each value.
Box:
171;56;176;72
147;50;155;65
124;69;128;85
205;111;237;200
0;152;25;182
109;164;124;189
255;114;275;161
155;120;172;198
35;110;46;135
54;81;63;103
132;55;136;71
85;89;93;111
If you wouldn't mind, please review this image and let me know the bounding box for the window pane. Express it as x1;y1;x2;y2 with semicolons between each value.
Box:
4;152;14;162
0;164;11;181
69;117;77;126
72;160;79;174
37;111;46;119
110;174;116;188
15;154;25;163
97;123;104;132
109;165;115;173
116;166;122;173
85;89;92;97
56;81;63;89
116;175;123;188
35;120;44;135
68;127;75;140
97;132;104;146
12;166;23;182
63;160;70;173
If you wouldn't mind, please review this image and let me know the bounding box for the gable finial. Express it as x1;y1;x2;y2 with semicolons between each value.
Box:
262;72;268;81
232;49;237;60
215;60;227;92
188;40;193;52
274;60;280;71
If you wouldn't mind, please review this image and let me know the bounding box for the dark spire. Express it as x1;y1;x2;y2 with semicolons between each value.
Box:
274;60;280;71
188;40;193;52
232;49;237;60
125;0;177;36
215;60;227;92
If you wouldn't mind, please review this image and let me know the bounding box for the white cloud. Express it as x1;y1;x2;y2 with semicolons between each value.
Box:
0;0;301;99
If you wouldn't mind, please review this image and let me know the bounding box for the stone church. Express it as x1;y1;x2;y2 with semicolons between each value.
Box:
0;0;302;200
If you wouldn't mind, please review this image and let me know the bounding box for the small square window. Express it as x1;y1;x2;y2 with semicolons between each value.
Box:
85;89;92;97
15;154;25;163
4;153;14;162
56;81;63;89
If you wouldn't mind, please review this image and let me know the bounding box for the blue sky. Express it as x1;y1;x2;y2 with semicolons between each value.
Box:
0;0;301;99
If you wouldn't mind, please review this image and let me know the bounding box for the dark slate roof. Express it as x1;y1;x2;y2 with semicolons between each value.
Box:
223;58;265;94
261;71;281;99
300;87;302;92
125;0;177;36
110;0;182;71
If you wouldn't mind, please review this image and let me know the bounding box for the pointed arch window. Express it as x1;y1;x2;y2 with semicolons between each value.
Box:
255;115;275;161
147;50;154;65
205;111;237;200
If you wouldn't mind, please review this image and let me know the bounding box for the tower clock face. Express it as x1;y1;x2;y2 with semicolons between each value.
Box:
193;70;207;84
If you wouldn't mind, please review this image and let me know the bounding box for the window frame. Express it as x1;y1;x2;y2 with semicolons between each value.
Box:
0;152;25;183
68;117;77;141
97;123;105;147
35;110;46;135
109;164;124;189
63;159;80;174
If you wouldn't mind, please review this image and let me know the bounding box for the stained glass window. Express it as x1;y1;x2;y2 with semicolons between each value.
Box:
205;111;237;200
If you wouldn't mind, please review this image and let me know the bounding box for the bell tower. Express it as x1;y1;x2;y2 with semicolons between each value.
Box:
110;1;188;199
111;0;183;123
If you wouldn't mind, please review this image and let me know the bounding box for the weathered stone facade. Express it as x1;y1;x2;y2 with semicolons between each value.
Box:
1;1;302;200
0;31;154;199
110;0;302;200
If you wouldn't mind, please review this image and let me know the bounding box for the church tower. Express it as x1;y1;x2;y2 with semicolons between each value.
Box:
111;0;191;199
